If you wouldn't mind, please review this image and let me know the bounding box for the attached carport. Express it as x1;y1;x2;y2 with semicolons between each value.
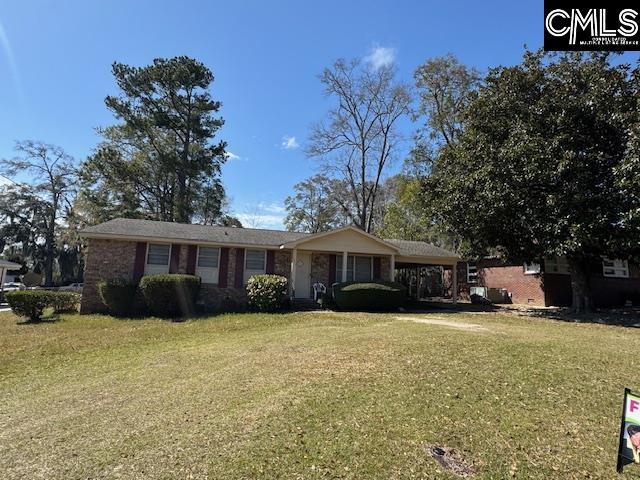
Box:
384;239;460;303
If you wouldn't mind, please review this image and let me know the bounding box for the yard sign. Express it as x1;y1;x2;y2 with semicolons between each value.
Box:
617;388;640;472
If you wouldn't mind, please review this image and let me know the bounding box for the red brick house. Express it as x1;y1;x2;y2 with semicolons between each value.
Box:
79;218;460;313
454;257;640;307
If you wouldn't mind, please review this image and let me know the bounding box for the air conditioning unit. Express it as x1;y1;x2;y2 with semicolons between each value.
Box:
470;286;509;304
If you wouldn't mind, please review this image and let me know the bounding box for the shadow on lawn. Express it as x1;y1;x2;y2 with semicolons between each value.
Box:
406;300;640;328
16;316;62;325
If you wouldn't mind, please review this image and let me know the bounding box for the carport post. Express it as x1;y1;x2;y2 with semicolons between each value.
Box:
390;254;395;281
341;251;348;282
451;263;458;304
290;249;297;299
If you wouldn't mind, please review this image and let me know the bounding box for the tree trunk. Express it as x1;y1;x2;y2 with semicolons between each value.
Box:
567;257;593;314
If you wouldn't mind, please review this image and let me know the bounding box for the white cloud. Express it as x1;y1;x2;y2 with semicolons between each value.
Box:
281;135;299;150
364;45;396;70
236;213;284;230
258;202;286;214
235;201;287;229
224;151;241;161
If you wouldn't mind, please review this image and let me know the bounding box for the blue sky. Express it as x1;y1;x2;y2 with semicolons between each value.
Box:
1;0;550;228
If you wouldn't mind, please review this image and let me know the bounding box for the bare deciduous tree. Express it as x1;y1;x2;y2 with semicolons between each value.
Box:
306;59;411;233
1;141;77;286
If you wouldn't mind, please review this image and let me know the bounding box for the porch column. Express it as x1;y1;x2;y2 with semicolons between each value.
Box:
290;248;297;298
0;267;5;297
341;251;348;282
390;254;395;281
451;263;458;304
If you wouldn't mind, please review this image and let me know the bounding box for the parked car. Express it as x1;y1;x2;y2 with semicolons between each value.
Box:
59;283;83;293
2;282;26;292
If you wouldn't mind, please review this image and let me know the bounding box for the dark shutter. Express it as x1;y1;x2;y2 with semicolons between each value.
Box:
234;248;245;288
266;250;275;274
169;244;181;273
133;242;147;281
328;254;337;285
186;245;197;275
218;247;229;287
373;257;381;279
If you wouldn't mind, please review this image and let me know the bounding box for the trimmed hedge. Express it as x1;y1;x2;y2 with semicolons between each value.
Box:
5;290;80;322
99;278;138;316
332;281;406;311
139;274;201;319
246;274;288;312
50;291;81;313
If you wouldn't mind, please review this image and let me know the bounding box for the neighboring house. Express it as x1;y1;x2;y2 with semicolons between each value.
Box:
0;259;22;291
79;218;460;313
455;257;640;307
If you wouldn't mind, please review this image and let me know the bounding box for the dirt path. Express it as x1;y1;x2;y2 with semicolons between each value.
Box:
397;316;490;332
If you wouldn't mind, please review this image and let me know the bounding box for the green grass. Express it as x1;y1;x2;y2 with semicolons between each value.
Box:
0;309;638;479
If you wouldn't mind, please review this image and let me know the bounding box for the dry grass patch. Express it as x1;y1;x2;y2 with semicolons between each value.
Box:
0;310;638;479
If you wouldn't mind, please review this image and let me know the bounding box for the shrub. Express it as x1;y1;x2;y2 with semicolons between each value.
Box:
139;274;201;319
332;281;406;311
5;290;53;322
49;291;81;313
5;290;82;321
246;274;288;312
99;279;139;316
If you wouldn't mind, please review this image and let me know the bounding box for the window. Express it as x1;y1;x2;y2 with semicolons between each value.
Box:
523;262;541;275
145;243;170;275
196;246;219;284
336;255;372;282
244;249;266;283
603;258;629;278
544;257;569;275
466;262;478;283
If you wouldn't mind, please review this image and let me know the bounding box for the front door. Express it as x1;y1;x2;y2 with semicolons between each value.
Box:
294;252;311;298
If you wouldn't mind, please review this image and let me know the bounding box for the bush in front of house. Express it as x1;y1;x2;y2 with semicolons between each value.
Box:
5;290;52;322
246;274;288;312
332;281;407;311
139;274;201;319
5;290;79;322
49;291;81;313
99;279;139;316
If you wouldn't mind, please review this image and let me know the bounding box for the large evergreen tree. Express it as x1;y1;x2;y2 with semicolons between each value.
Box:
425;51;640;312
80;56;228;224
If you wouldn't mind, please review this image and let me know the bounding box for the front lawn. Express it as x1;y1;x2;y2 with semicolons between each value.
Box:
0;310;637;479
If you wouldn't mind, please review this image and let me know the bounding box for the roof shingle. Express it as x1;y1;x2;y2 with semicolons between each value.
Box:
82;218;458;259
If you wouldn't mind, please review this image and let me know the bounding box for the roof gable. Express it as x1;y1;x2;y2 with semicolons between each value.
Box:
281;226;399;254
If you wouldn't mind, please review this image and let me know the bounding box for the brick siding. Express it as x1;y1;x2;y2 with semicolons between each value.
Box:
80;239;138;313
455;259;545;306
81;240;295;313
455;259;640;307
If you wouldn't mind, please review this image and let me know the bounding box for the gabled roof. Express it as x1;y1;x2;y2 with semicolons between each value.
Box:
82;218;310;247
280;226;400;252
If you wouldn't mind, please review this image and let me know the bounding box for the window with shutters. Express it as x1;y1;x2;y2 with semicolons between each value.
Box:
244;249;266;283
196;246;220;284
145;243;171;275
